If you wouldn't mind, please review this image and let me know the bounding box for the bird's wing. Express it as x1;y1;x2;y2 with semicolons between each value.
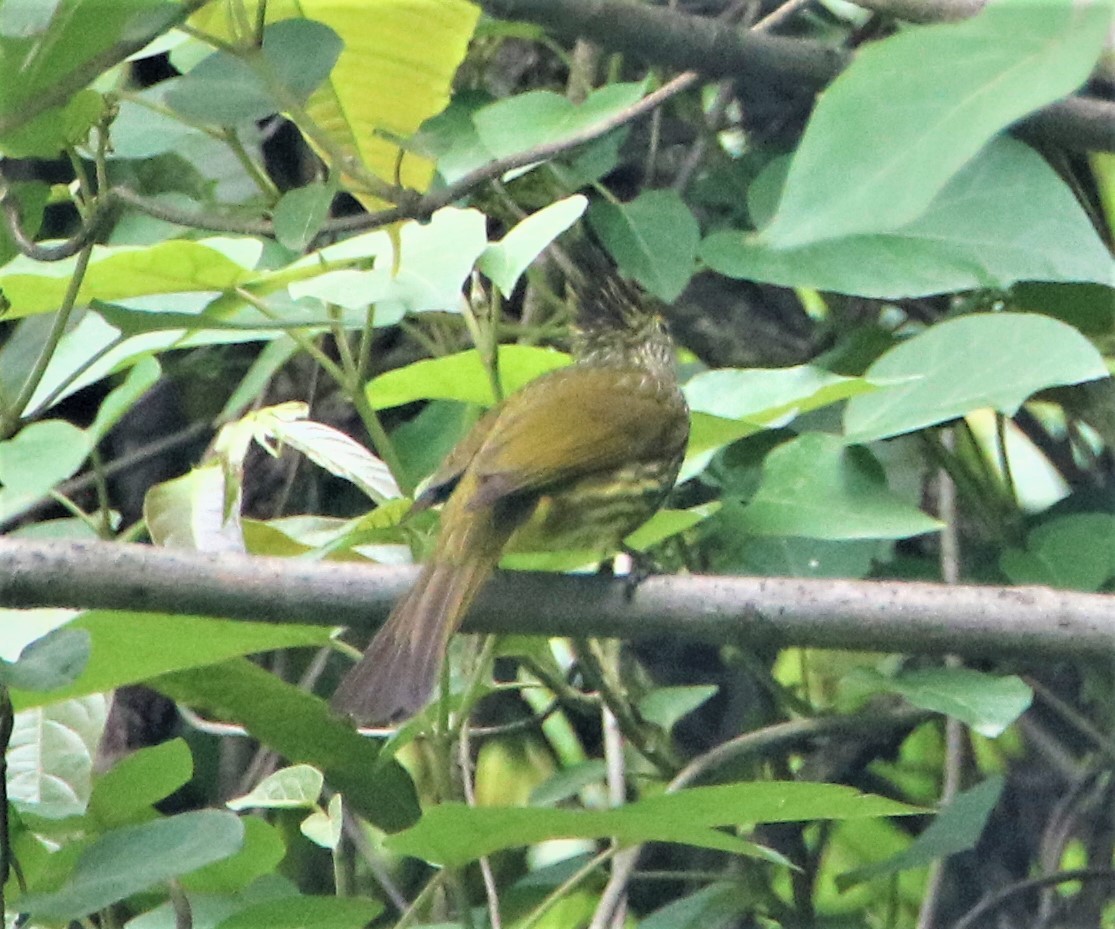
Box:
410;403;504;510
467;364;687;507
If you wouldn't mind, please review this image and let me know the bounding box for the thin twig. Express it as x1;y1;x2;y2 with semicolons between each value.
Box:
951;868;1115;929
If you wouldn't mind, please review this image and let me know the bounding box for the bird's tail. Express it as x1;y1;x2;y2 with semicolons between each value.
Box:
331;487;522;724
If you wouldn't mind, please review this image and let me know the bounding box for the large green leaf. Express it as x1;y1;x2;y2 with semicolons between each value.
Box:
183;817;287;894
838;777;1003;889
683;365;875;479
0;420;92;523
286;206;489;318
387;781;919;867
844;312;1108;443
367;344;571;409
0;238;257;320
703;138;1114;298
761;0;1112;247
216;895;384;929
855;667;1032;737
191;0;479;207
479;195;587;298
152;659;420;832
640;882;757;929
472;81;646;174
704;524;885;579
88;738;194;828
1000;513;1115;591
20;810;245;922
588;189;700;302
8;695;107;819
0;0;182;150
0;626;90;692
10;612;334;710
144;464;245;553
735;433;942;540
166;19;342;124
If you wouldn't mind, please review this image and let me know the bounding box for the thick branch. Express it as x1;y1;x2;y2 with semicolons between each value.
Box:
477;0;1115;153
480;0;846;90
1;538;1112;661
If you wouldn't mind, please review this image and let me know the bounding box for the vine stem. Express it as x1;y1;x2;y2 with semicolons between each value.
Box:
0;240;95;438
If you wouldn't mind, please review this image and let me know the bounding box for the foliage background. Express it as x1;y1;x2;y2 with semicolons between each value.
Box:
0;0;1113;927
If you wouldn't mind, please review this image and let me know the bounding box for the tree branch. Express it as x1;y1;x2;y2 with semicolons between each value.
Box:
477;0;1115;153
1;538;1112;661
480;0;846;90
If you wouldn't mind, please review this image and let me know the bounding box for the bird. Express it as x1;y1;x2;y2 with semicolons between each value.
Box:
330;250;690;724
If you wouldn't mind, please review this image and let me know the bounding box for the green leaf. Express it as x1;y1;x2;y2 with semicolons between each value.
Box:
8;695;107;819
703;519;885;579
387;781;920;867
0;419;91;523
1013;282;1115;337
736;433;942;540
106;88;207;159
472;81;646;177
367;344;571;409
682;365;875;479
844;312;1109;443
0;87;104;157
1000;513;1115;591
182;817;287;894
0;238;256;320
865;667;1032;737
152;659;420;832
10;612;335;710
478;195;587;297
0;419;90;496
0;608;75;663
638;686;719;734
838;777;1003;889
128;873;296;929
87;355;161;443
286;206;489;318
0;626;90;692
228;765;324;811
258;410;401;503
215;894;383;929
640;882;756;929
703;137;1114;298
300;793;344;850
89;738;194;828
588;189;699;301
20;810;245;922
0;86;104;157
273;182;335;252
0;0;180;143
166;19;343;124
529;761;607;807
144;463;245;553
393;400;473;489
761;2;1112;247
191;0;479;209
0;0;62;37
622;504;718;551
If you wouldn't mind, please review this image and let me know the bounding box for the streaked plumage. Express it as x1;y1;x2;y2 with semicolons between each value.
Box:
331;266;688;724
